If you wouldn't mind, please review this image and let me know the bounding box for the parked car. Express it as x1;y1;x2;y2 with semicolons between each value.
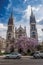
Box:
4;52;22;59
33;51;43;59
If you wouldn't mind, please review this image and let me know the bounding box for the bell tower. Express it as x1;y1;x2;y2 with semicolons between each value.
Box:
7;12;14;40
6;12;15;53
30;7;38;40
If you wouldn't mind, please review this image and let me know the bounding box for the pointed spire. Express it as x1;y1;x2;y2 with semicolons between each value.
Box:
10;7;13;18
31;6;33;16
8;7;14;25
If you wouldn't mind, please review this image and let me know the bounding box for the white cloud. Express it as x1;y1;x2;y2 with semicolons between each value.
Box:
0;30;7;39
23;5;31;20
32;5;43;22
13;7;23;13
37;25;43;42
23;4;43;23
6;3;11;10
32;7;40;12
37;17;43;22
0;23;7;29
24;0;27;3
23;5;43;23
0;23;7;39
5;0;12;11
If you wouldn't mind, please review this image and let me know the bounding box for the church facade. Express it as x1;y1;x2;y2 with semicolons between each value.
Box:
15;25;27;39
6;7;38;53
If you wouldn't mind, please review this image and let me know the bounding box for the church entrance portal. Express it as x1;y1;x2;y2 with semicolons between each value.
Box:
18;48;23;54
27;49;31;53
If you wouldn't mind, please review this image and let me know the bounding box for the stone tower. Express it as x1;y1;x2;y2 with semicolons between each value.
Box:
30;7;38;40
6;12;15;53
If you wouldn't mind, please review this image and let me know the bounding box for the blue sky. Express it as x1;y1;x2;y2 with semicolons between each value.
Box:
0;0;43;43
0;0;43;24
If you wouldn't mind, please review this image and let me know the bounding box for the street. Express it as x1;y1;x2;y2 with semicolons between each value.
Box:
0;56;43;65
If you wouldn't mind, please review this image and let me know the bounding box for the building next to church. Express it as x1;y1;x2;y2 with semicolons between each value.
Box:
6;7;38;53
0;37;5;52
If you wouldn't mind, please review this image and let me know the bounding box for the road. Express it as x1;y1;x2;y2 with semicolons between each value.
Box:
0;56;43;65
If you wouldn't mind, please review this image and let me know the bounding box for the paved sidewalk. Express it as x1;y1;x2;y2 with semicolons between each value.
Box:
22;56;33;58
0;55;33;58
0;55;5;58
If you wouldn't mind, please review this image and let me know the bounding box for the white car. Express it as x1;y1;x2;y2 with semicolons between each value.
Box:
4;52;22;59
33;51;43;59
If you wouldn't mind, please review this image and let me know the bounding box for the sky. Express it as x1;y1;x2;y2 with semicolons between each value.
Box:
0;0;43;43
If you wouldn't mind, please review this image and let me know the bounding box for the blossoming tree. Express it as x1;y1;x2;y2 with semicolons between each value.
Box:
15;36;38;53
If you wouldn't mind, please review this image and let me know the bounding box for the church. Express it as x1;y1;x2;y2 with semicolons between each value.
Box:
6;7;38;54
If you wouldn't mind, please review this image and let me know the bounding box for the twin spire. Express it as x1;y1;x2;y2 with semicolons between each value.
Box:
8;6;34;25
10;8;13;19
31;6;34;16
8;9;13;25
